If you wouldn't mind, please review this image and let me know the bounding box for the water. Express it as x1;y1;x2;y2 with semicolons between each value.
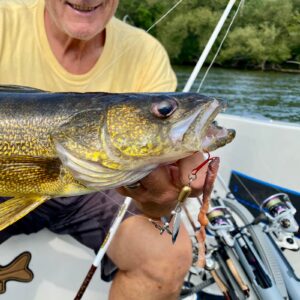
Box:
175;66;300;124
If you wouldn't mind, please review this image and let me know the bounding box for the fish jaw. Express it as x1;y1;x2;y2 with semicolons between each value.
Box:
196;99;236;152
202;121;236;152
169;108;203;144
170;99;222;150
169;97;235;153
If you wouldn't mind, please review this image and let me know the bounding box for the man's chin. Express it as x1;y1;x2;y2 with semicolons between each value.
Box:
65;25;103;41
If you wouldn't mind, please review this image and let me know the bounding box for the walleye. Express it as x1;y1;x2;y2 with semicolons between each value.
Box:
0;85;235;230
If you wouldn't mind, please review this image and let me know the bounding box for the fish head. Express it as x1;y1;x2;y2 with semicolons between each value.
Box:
53;92;235;189
104;92;235;166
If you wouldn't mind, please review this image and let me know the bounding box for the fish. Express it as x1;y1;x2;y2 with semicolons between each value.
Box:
0;85;235;231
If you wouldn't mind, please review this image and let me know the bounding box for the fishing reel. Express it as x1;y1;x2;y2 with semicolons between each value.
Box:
260;193;299;250
207;207;235;247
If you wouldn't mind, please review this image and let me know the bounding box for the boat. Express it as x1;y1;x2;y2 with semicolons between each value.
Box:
1;1;299;299
214;114;300;211
1;113;299;300
182;114;300;300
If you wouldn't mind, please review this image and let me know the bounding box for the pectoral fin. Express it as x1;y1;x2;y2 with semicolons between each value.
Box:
0;195;49;231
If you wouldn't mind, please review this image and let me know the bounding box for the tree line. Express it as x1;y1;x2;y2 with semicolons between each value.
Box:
116;0;300;71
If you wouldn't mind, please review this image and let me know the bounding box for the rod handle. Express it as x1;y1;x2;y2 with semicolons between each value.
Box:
226;259;250;295
74;265;97;300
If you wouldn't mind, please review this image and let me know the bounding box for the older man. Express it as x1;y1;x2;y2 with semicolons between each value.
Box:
0;0;207;299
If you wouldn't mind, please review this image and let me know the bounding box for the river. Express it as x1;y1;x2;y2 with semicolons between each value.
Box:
174;66;300;124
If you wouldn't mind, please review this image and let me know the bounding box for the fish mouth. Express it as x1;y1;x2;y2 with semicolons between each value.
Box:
202;121;236;152
65;1;104;12
197;99;236;151
169;98;235;152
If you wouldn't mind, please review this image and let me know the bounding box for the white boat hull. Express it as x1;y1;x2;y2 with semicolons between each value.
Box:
215;114;300;193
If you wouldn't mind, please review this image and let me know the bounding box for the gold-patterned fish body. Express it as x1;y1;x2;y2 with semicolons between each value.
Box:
0;85;235;230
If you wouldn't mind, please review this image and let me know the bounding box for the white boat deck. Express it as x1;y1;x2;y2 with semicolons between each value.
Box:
1;230;110;300
1;209;299;300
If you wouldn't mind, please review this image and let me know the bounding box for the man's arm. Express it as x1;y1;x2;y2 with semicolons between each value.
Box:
107;214;193;300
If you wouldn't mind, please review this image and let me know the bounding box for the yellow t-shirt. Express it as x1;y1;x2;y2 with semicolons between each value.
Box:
0;0;177;93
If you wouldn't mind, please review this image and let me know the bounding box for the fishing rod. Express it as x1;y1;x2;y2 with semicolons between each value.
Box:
183;0;238;92
74;197;132;300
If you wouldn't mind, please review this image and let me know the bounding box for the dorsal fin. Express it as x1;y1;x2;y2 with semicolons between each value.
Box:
0;85;46;93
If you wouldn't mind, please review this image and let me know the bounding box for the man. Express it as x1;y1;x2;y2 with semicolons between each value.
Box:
0;0;207;299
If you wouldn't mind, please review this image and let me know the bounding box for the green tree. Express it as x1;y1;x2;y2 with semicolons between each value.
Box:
157;8;220;63
116;0;173;35
219;24;290;70
116;0;300;69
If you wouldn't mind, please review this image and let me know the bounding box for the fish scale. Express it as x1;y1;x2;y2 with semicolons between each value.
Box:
0;85;235;231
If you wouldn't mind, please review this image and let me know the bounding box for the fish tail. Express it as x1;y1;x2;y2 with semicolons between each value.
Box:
0;195;49;231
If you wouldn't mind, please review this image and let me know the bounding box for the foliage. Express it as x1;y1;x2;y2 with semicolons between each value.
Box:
116;0;300;69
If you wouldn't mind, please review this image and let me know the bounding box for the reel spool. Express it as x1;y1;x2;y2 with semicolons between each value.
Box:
207;207;235;247
261;193;299;250
207;208;230;227
261;193;298;233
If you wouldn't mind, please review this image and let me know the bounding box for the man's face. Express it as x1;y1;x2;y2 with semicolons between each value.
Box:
45;0;119;40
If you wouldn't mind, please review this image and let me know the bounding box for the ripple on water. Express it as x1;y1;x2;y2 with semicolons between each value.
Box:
175;66;300;124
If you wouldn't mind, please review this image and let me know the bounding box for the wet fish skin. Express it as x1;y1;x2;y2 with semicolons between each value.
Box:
0;85;235;230
0;86;224;195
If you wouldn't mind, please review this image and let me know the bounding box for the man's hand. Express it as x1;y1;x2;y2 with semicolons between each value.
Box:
116;152;208;217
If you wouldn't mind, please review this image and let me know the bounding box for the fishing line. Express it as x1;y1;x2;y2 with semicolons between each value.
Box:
80;1;187;240
84;0;184;91
192;0;269;210
81;0;187;231
197;0;244;92
232;171;282;205
98;190;138;218
146;0;183;33
232;172;260;206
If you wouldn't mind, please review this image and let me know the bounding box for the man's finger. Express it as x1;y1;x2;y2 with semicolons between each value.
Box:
177;152;208;196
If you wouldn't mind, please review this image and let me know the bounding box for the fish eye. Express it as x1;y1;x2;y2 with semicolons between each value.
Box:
151;99;178;118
